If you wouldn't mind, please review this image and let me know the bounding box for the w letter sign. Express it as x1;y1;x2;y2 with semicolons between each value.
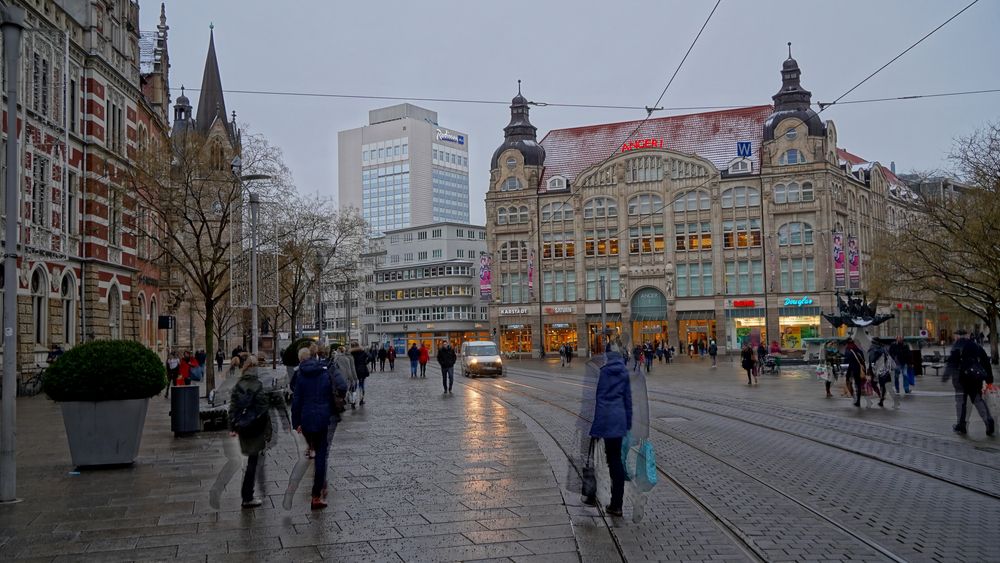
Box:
737;142;752;158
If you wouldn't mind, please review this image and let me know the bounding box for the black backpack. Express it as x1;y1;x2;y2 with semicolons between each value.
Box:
231;383;264;430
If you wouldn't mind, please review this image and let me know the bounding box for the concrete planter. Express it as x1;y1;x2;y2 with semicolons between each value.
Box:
60;398;150;467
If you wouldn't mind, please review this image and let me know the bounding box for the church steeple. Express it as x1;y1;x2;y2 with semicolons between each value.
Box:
490;81;545;170
195;26;232;141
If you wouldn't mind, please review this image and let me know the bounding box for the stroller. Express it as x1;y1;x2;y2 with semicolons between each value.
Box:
761;354;780;375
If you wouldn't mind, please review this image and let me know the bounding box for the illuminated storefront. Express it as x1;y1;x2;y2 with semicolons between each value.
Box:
501;324;532;353
724;301;766;350
588;315;622;354
778;298;821;349
677;311;716;348
629;288;669;347
544;323;578;352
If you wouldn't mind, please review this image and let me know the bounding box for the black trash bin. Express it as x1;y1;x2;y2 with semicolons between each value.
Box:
170;384;201;436
910;349;924;376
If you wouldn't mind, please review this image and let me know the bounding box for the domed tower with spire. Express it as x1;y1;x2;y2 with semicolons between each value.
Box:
490;81;545;192
762;44;834;168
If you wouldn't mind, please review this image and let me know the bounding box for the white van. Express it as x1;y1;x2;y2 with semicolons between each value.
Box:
460;341;503;378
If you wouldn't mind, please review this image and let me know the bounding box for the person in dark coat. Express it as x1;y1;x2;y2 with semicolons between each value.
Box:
946;329;995;435
888;336;912;394
845;338;867;408
227;355;273;508
350;342;370;405
588;341;632;517
755;343;768;378
377;346;388;372
709;340;718;368
215;349;225;373
387;346;396;371
741;343;756;385
291;348;348;509
368;344;378;372
437;341;457;394
407;343;420;378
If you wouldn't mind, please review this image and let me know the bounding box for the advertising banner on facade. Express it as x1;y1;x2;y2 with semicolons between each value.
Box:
527;249;535;297
479;254;492;301
848;234;860;289
832;232;846;288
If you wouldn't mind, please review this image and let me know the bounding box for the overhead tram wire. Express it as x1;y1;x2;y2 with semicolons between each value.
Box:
610;0;986;256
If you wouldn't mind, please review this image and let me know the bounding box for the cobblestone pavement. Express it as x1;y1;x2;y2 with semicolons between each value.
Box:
0;367;581;562
2;357;998;562
460;356;1000;563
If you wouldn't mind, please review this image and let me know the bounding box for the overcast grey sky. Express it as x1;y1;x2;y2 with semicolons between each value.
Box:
141;0;1000;225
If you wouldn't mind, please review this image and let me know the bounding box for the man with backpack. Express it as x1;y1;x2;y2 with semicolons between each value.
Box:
227;355;273;508
946;329;995;436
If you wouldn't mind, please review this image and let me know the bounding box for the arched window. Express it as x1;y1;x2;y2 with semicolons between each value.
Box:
777;222;815;246
627;193;663;215
498;241;529;261
108;285;122;339
583;197;618;219
541;201;574;222
547;176;567;191
673;190;710;212
31;268;48;346
778;149;806;165
502;177;522;191
721;186;760;208
497;207;508;225
518;206;529;224
137;293;146;345
61;274;75;346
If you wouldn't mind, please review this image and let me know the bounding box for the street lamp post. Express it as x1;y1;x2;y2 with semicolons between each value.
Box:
314;251;324;343
0;2;25;505
230;156;270;360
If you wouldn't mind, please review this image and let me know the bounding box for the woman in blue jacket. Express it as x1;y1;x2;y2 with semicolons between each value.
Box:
589;342;632;517
291;348;348;509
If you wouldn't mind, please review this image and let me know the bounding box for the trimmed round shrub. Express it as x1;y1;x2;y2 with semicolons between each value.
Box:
281;337;315;367
43;340;167;402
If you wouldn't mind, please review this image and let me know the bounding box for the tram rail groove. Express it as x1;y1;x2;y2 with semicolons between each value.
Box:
454;376;768;563
470;374;910;562
502;365;1000;499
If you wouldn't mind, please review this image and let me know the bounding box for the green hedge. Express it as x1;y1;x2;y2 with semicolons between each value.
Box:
43;340;167;402
281;337;315;367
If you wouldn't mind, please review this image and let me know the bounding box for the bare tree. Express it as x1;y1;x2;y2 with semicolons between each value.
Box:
127;127;295;392
874;121;1000;362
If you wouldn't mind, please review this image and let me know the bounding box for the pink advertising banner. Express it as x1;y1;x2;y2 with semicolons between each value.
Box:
833;232;846;288
527;249;535;297
479;254;492;301
848;235;860;289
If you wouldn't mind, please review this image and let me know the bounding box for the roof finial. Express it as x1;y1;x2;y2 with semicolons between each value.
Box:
787;42;792;58
180;85;185;96
209;22;214;31
517;79;521;95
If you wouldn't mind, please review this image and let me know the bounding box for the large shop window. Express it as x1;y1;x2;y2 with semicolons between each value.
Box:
673;190;711;212
675;221;712;251
675;263;713;297
725;260;763;295
777;221;814;246
722;219;762;248
586;269;620;300
779;315;820;350
780;257;816;292
583;197;618;219
544;324;578;353
501;325;532;353
584;229;619;256
542;232;575;259
542;270;577;302
721;186;760;208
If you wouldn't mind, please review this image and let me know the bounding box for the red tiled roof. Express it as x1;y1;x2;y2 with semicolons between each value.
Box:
538;105;773;186
836;148;868;166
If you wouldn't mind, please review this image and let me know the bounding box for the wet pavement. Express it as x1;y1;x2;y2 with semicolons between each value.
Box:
1;357;998;561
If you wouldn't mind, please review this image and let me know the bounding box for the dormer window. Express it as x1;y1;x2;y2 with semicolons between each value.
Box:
547;176;567;191
506;157;517;170
728;159;752;175
778;149;806;165
502;177;522;191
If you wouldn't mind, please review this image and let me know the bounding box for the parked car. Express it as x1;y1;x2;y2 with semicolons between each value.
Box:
461;341;503;378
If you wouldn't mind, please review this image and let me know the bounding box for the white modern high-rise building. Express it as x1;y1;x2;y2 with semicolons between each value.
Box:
338;104;470;233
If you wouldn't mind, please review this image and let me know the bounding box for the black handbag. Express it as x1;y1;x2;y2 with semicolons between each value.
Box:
581;438;597;498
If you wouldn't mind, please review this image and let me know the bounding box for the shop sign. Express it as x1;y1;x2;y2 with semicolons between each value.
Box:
783;296;814;307
640;326;662;334
621;138;664;152
500;307;529;316
686;325;709;333
544;306;574;314
505;324;525;329
436;128;465;145
732;299;756;307
915;304;925;311
551;323;571;329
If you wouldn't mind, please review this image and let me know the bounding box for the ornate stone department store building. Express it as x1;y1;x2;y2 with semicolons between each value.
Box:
485;54;932;357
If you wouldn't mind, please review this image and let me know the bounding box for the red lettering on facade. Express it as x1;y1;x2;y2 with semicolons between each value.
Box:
733;300;756;307
621;138;664;152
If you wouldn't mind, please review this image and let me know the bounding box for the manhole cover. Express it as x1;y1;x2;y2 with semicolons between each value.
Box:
657;417;688;423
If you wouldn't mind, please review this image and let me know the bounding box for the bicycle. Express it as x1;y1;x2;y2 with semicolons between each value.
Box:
17;365;46;397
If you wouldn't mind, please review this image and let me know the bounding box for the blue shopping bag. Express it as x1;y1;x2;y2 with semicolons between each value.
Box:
634;440;658;492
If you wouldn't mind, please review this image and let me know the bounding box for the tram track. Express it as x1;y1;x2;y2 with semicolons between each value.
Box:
452;374;768;563
503;364;1000;500
465;373;919;561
